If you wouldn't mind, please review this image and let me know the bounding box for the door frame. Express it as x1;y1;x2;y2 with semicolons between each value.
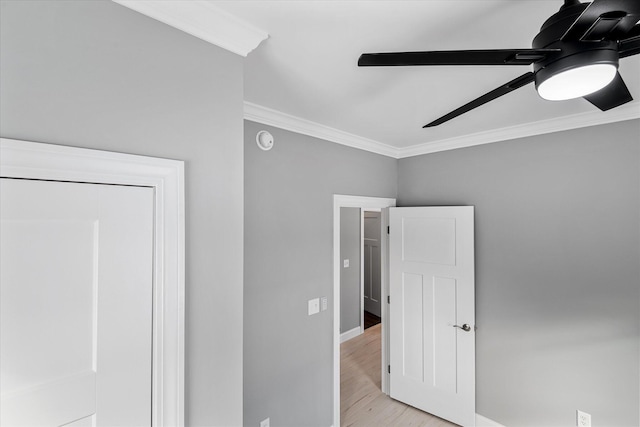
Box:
0;138;185;426
333;194;395;427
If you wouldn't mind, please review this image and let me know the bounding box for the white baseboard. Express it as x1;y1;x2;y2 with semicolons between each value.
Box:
340;326;363;343
476;413;505;427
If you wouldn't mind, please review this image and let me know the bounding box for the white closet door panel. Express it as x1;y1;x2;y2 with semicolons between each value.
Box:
96;184;153;427
1;179;153;427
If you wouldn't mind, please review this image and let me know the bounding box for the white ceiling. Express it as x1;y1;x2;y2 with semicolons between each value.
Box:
120;0;640;155
208;0;640;155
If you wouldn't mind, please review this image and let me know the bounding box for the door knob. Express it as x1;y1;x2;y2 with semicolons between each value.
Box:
453;323;471;332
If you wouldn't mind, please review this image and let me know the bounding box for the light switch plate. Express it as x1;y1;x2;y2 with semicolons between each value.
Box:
343;259;349;268
321;296;328;311
308;298;320;315
260;418;270;427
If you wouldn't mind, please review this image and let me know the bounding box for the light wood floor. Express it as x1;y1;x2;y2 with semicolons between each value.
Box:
340;324;458;427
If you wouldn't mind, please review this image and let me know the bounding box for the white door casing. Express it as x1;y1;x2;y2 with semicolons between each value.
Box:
0;138;185;426
1;179;154;426
388;206;475;426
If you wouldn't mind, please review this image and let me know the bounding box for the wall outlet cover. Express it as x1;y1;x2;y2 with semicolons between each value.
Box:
577;410;591;427
260;417;270;427
343;259;350;268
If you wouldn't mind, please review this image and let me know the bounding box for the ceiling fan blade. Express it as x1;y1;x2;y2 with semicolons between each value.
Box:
561;0;640;41
583;71;633;110
620;36;640;57
423;72;535;127
358;49;559;67
619;27;640;57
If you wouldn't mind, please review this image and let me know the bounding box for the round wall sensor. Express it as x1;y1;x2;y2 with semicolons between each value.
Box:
256;130;274;151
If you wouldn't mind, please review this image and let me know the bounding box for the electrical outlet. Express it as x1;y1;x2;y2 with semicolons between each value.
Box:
577;410;591;427
260;417;270;427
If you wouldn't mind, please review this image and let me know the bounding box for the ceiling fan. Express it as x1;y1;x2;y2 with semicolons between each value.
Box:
358;0;640;127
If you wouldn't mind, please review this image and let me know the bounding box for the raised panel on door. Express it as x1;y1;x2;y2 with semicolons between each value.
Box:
0;178;154;426
389;206;475;427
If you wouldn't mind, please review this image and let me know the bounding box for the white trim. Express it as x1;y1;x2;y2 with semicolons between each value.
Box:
0;138;185;427
340;326;363;343
397;101;640;158
112;0;268;57
333;195;396;427
360;209;365;338
244;101;640;159
476;413;506;427
380;208;390;397
244;102;399;158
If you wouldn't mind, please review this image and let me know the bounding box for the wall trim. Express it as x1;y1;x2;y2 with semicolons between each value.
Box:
245;101;640;159
0;138;185;426
476;413;506;427
340;326;363;343
112;0;268;57
398;101;640;158
244;102;399;158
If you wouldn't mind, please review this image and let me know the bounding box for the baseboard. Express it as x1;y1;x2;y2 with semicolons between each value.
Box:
476;413;505;427
340;326;363;343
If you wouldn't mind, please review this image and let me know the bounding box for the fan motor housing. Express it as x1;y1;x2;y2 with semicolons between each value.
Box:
532;2;620;93
533;40;619;73
533;2;589;48
533;44;619;92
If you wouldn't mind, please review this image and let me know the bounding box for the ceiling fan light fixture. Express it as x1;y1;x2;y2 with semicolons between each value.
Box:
537;63;617;100
534;48;619;101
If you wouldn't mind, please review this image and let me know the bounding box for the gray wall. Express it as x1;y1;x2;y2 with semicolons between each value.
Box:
0;2;244;425
244;120;397;427
398;119;640;426
340;207;361;333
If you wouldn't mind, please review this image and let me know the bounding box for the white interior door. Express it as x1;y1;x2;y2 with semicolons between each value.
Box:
1;178;154;427
388;206;475;426
363;211;381;317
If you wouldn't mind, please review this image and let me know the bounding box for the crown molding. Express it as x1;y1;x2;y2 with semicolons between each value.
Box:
112;0;268;57
397;101;640;158
245;101;639;160
244;102;399;158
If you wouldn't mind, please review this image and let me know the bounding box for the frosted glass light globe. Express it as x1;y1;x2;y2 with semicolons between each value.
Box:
537;63;617;101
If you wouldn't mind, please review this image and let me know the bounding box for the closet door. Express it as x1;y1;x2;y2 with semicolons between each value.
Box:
1;178;154;426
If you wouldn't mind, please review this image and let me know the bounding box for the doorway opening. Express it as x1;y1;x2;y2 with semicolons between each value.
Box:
334;196;477;427
333;195;395;427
